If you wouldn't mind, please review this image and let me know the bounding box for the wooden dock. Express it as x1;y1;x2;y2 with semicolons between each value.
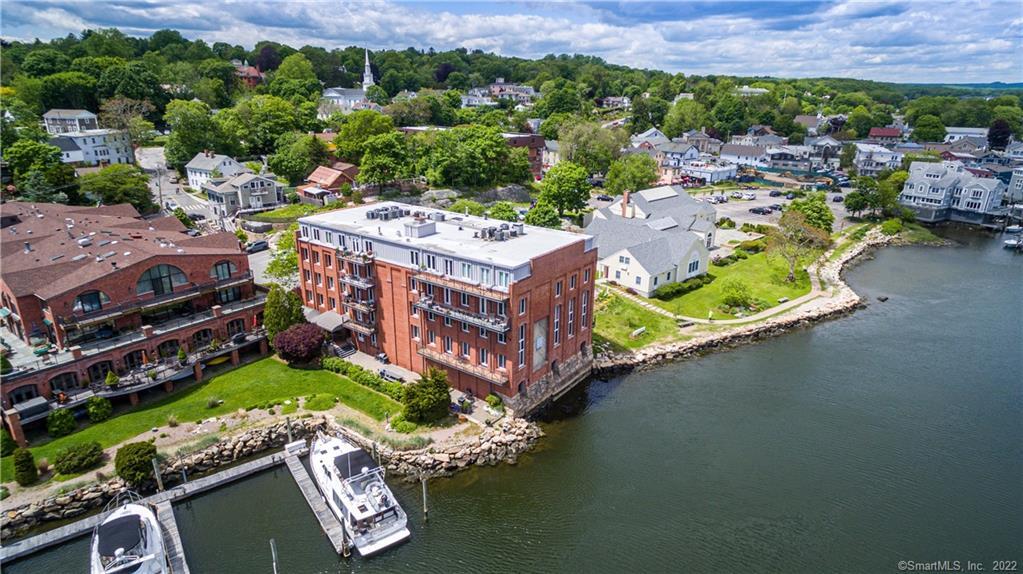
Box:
155;501;190;574
284;454;348;555
1;449;289;565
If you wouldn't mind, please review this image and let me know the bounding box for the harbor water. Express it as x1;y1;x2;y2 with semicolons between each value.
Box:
10;230;1022;573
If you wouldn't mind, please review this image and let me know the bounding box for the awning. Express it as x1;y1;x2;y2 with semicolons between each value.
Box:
303;308;348;333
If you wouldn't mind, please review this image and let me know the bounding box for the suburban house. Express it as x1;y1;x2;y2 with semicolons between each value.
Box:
730;133;788;147
295;203;596;415
868;127;902;145
1005;141;1023;162
0;202;267;445
944;127;988;143
671;160;737;184
542;140;561;175
853;143;904;177
947;136;987;155
230;60;264;88
673;93;695;103
720;144;768;168
631;127;670;148
476;78;536;104
1007;167;1023;203
899;160;1007;223
679;129;723;154
652;141;700;167
42;109;99;135
806;135;843;166
584;186;715;298
49;130;133;166
296;165;359;205
460;94;498;108
597;96;631;109
185;151;249;190
202;172;285;217
794;114;824;136
765;145;812;171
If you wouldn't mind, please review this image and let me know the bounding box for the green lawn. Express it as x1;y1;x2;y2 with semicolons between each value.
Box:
593;292;682;351
650;252;813;319
1;358;402;483
900;222;941;244
251;203;331;222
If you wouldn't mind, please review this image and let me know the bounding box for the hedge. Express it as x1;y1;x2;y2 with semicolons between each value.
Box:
652;274;716;300
115;441;157;486
13;448;38;486
47;408;77;438
1;429;16;457
737;239;767;253
54;441;104;475
881;218;903;236
86;396;113;423
321;357;405;402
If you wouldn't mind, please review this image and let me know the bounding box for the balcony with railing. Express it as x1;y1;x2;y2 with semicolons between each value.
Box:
413;296;509;332
339;273;374;290
417;345;509;385
342;295;375;314
413;270;510;301
59;271;254;328
337;248;375;264
345;316;376;336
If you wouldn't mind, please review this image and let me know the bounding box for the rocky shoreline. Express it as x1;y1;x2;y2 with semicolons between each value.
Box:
593;229;896;377
2;416;542;538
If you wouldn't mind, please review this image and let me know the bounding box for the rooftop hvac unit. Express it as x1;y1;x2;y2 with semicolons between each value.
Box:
499;223;509;230
77;237;92;247
513;223;525;235
367;209;379;219
429;212;446;222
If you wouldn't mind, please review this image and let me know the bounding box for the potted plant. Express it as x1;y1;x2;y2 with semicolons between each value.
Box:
104;371;120;388
177;347;187;366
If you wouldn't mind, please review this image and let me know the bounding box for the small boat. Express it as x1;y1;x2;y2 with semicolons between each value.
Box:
91;493;169;574
1004;238;1023;249
1004;225;1022;234
310;432;411;556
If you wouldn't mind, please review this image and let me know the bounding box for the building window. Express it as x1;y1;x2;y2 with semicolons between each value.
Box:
581;292;589;329
327;276;335;290
313;251;320;264
519;297;526;315
570;274;577;289
328;297;336;309
428;312;436;322
497;353;506;369
568;298;575;336
461;262;474;280
688;259;700;274
518;324;526;367
306;290;313;303
479;347;489;366
210;260;237;280
444;336;453;354
444;288;452;305
315;272;322;286
480;267;491;285
410;251;420;266
316;293;324;306
216;286;242;304
479;326;488;338
444;317;452;327
654;277;659;286
371;333;377;346
479;298;487;314
301;247;309;260
303;270;311;283
635;276;641;285
460;292;469;307
618;255;630;264
444;259;454;275
411;325;420;340
73;290;111;314
409;277;417;291
136;264;188;296
461;321;470;333
461;341;470;357
428;330;436;344
555;281;563;297
497;271;510;288
554;305;561;345
497;332;507;344
425;254;436;270
615;270;621;280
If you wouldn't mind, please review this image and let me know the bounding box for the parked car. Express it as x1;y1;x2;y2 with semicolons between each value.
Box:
245;240;269;253
785;193;796;200
749;206;772;215
769;190;783;197
185;229;201;237
832;195;845;202
187;212;206;221
595;194;613;201
730;191;744;199
742;192;757;200
165;200;177;209
769;204;783;211
169;176;180;184
713;195;729;203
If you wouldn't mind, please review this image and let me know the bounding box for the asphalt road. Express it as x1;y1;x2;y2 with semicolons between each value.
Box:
136;147;228;229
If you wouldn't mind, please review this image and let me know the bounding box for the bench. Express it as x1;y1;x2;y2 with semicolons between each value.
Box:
378;369;405;383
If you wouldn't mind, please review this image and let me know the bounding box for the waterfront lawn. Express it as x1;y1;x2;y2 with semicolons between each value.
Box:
0;358;402;483
900;222;941;244
251;203;330;222
650;252;812;319
594;292;681;350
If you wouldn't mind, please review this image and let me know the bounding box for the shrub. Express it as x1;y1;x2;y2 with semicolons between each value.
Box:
716;217;736;229
13;448;38;486
1;429;16;457
114;441;157;486
54;442;104;475
0;355;12;375
712;255;737;267
485;394;504;410
177;348;187;363
273;323;325;364
167;414;179;427
86;396;112;423
740;222;772;234
389;412;417;434
1;485;9;500
737;239;766;254
851;226;870;240
652;274;716;300
721;278;754;308
37;458;49;474
104;370;120;387
402;368;450;424
47;408;77;438
881;218;903;236
206;397;221;409
321;357;405;402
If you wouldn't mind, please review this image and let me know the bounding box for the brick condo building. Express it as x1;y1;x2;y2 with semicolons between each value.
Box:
1;202;266;444
296;203;597;414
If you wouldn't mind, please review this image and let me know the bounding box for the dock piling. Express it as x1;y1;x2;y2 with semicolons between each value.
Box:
152;457;165;492
421;475;429;522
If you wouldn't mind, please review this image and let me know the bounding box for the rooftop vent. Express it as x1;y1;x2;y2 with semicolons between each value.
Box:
77;237;93;247
72;254;88;261
23;241;32;253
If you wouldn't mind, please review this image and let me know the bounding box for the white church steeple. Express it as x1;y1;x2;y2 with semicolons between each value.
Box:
363;49;374;88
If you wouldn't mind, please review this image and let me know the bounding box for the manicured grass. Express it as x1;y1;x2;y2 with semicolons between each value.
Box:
650;252;813;320
251;203;331;222
0;358;402;484
900;222;941;244
593;292;681;350
303;393;337;411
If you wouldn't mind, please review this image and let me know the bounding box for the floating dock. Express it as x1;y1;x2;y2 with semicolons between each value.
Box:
155;501;190;574
284;452;348;556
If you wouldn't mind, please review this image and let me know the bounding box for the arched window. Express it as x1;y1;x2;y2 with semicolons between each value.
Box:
49;372;80;393
157;339;180;359
192;328;214;349
136;264;188;296
88;360;114;383
210;260;239;281
9;385;39;405
227;318;246;337
73;290;111;314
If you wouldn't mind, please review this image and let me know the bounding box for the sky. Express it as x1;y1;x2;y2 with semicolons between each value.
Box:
2;0;1022;84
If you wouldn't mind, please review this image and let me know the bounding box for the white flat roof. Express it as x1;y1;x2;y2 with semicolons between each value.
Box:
300;202;590;268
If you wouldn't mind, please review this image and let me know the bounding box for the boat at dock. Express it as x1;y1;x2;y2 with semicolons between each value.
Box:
1004;225;1022;234
309;433;411;556
1004;238;1023;249
90;493;170;574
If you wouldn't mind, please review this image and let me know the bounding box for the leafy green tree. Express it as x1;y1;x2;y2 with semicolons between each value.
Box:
4;139;62;178
420;125;514;188
164;99;227;171
524;201;562;228
263;283;306;344
630;95;669;134
81;28;135;59
662;99;710;139
991;105;1023;138
604;154;658;196
539;161;591;216
54;442;104;475
70;56;128;79
843;191;869;218
97;62;162;103
14;448;38;486
846;105;874;138
558;121;628;175
839;144;857;170
269;54;321;100
21;49;70;77
402;368;451;423
86;396;113;423
1;428;17;456
488;201;519;222
448;199;486;216
788;192;835;233
268;132;329;185
40;72;98;111
911;114;946;142
266;223;299;284
710;94;747;136
115;441;157;486
79;165;154;213
47;408;77;438
334;110;394;163
767;210;830;283
358;132;410;188
721;278;754;309
18;164;79;204
99;97;155;153
173;207;195;229
539;112;574;140
214;95;302;155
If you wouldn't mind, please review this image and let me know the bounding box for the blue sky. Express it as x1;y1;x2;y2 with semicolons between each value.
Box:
2;0;1021;83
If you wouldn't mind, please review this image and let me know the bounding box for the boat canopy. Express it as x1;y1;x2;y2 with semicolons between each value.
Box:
97;515;143;556
334;449;377;480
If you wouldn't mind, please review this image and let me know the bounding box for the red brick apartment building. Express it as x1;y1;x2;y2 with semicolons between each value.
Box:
0;202;266;444
296;203;597;415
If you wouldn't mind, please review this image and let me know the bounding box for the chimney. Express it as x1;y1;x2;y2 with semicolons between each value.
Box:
621;191;630;217
23;241;32;253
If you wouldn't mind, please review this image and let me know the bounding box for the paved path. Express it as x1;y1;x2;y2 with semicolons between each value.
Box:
284;454;347;555
155;501;191;574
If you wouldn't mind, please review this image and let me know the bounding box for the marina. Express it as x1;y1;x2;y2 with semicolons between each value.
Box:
283;449;348;556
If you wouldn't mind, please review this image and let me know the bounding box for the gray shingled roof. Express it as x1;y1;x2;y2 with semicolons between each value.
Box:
654;141;695;155
186;153;233;171
42;109;96;119
49;136;81;152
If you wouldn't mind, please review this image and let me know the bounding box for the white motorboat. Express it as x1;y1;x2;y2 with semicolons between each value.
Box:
1004;238;1023;249
1004;225;1022;234
90;493;169;574
310;432;411;556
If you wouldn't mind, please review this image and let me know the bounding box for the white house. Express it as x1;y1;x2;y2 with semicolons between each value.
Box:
720;144;768;168
735;85;770;98
1007;167;1023;204
42;109;99;135
943;127;988;143
202;172;285;217
185;151;249;190
584;186;715;297
49;129;133;166
542;140;561;175
899;160;1007;223
853;143;903;177
674;160;737;183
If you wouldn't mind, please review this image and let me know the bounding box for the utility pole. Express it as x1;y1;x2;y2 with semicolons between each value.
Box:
155;165;164;209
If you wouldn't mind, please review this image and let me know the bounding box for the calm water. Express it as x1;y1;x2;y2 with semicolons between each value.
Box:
10;231;1022;573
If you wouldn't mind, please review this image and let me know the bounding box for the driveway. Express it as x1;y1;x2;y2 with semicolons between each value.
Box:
247;249;273;286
